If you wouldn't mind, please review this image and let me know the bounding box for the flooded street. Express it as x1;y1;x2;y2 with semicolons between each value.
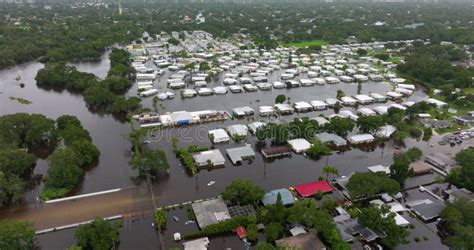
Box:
1;52;468;249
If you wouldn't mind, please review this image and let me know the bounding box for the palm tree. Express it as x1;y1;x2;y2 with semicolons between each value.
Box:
322;165;339;180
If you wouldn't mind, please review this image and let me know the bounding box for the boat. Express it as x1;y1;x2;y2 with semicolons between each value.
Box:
207;181;216;186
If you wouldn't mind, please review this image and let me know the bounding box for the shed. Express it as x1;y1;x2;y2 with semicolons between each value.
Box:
288;138;311;153
235;226;247;239
261;188;295;206
226;145;256;165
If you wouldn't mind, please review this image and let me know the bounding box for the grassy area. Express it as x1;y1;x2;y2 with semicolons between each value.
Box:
279;39;328;47
9;96;31;105
464;88;474;94
390;57;402;63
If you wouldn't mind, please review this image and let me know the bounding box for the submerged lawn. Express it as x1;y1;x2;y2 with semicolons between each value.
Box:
280;40;329;47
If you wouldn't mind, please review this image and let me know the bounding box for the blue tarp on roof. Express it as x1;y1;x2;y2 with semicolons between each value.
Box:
261;188;295;206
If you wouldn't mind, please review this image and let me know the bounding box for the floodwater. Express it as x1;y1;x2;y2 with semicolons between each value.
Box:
1;52;464;249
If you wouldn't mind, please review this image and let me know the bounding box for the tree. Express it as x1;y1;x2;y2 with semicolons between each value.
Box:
69;140;100;166
346;172;400;199
222;179;265;205
322;165;339;180
333;101;342;114
359;206;409;248
0;148;36;176
307;139;331;158
83;83;115;108
0;172;25;206
0;220;35;250
256;242;275;250
440;198;474;249
75;218;122;250
246;223;258;242
130;148;169;177
356;48;367;56
154;209;167;231
275;94;286;104
447;147;474;191
390;152;413;187
336;89;345;99
107;96;141;113
103;75;132;94
357;115;385;133
264;222;282;242
325;117;354;137
199;61;210;72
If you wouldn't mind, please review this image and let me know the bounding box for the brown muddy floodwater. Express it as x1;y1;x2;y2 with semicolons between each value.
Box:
0;51;465;249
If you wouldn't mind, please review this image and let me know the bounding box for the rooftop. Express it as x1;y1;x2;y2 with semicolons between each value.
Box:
293;180;333;197
191;197;231;228
261;188;296;206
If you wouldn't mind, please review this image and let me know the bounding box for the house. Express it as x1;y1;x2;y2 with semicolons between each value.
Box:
257;82;272;90
183;237;210;250
286;80;301;88
425;153;456;173
229;85;243;93
208;129;230;143
340;96;357;106
407;198;445;222
312;117;330;126
276;230;326;250
213;86;228;95
426;98;448;108
248;122;266;134
243;84;258;92
420;119;452;129
370;93;386;102
259;106;275;116
232;106;255;118
227;124;248;139
386;91;403;100
409;161;432;175
375;125;397;138
198;88;214;96
453;115;474;125
348;134;375;144
274;103;294;115
261;188;296;206
288;138;311;153
339;110;359;121
357;108;376;116
316;132;347;147
373;106;389;115
181;89;197;98
444;188;474;202
226;145;255;165
192;150;226;167
294;101;313;112
354;94;374;104
139;89;159;97
293;180;333;197
310;100;327;110
272;81;286;89
325;76;341;84
261;146;292;158
191;197;231;228
368;165;391;174
300;78;315;87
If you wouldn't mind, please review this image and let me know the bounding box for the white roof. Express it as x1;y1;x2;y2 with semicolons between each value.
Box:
374;106;389;114
354;94;374;102
259;106;274;112
310;100;327;107
227;124;248;136
183;237;210;250
294;101;312;109
357;108;376;116
368;165;391;174
341;96;357;103
288;138;311;152
376;125;397;138
209;129;229;141
348;134;375;143
248;122;266;132
274;103;293;112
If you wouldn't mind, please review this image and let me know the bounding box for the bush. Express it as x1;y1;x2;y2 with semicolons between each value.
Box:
40;187;70;200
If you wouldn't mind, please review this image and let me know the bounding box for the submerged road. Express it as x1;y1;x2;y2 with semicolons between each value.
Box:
0;185;155;231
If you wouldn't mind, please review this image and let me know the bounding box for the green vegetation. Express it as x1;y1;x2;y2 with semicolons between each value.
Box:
440;198;474;249
279;39;328;47
347;172;401;199
0;220;35;250
390;147;422;187
41;115;100;200
127;126;169;177
306;139;331;158
221;179;265;206
174;144;208;175
74;218;122;250
359;205;410;248
36;49;140;115
0;113;55;206
275;94;286;104
8;96;32;105
154;209;167;231
447;147;474;191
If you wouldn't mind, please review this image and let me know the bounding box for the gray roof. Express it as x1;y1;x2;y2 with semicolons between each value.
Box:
192;149;225;166
410;199;445;221
261;188;295;206
191;197;231;228
226;145;256;165
316;132;347;146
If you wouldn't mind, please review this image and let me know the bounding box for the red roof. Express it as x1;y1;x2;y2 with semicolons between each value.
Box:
235;226;247;238
293;180;333;197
